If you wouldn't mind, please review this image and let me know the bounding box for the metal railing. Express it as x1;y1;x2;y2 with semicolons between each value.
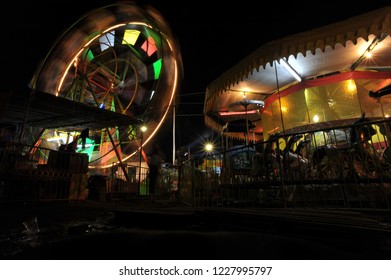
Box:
0;143;88;201
2;117;391;210
178;118;391;209
0;142;177;202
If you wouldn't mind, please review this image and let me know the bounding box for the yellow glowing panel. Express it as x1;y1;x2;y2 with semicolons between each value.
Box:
141;36;157;57
122;30;140;46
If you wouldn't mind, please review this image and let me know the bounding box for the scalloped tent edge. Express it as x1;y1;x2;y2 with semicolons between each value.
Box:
206;6;391;98
203;6;391;143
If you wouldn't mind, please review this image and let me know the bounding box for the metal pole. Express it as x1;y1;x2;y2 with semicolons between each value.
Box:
138;133;143;195
245;104;249;145
107;127;129;182
173;102;176;165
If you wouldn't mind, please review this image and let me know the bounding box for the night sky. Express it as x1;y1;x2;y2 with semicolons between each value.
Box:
2;0;390;161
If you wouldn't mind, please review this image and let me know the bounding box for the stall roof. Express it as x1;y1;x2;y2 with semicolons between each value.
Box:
0;88;141;132
204;6;391;140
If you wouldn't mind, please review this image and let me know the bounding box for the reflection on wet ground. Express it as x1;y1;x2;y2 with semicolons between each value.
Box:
1;199;391;260
1;208;114;258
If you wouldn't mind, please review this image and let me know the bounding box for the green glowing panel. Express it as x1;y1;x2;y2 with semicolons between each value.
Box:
83;49;94;62
153;59;162;80
76;138;95;161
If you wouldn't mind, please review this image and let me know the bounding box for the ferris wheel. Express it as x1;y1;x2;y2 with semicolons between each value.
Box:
29;2;182;169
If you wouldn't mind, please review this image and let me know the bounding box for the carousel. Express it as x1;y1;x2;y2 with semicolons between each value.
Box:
204;6;391;148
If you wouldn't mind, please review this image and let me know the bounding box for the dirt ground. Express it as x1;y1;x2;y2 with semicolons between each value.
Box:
1;198;391;260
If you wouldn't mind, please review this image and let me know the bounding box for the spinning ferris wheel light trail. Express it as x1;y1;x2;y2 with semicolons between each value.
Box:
27;2;183;170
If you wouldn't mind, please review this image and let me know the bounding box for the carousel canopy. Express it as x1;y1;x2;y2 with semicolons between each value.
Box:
204;6;391;141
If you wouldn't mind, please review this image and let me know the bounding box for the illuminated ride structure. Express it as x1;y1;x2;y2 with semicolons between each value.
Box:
194;7;391;208
205;6;391;146
1;3;182;175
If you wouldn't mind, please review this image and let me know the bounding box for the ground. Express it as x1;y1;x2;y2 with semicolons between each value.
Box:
1;198;391;260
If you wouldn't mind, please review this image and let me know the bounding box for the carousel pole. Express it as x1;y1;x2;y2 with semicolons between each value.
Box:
245;103;249;145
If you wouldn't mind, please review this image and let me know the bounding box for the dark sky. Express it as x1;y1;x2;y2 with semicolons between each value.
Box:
2;0;390;160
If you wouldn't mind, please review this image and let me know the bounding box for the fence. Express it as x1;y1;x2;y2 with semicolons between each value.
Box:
178;118;391;209
0;143;89;201
0;142;176;202
2;118;391;209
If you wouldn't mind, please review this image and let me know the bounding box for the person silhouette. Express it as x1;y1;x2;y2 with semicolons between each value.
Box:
147;145;163;195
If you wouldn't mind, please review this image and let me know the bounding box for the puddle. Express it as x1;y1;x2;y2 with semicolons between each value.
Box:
1;213;117;258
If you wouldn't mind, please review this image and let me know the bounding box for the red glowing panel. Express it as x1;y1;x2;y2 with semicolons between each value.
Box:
219;110;259;116
141;36;157;57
